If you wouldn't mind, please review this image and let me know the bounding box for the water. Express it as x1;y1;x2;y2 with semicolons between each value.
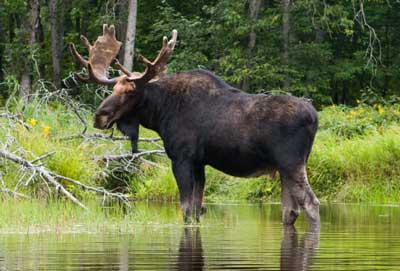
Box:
1;203;400;270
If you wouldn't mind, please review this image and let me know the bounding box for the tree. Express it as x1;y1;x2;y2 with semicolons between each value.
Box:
242;0;262;91
20;0;41;98
282;0;290;90
49;0;64;88
123;0;138;71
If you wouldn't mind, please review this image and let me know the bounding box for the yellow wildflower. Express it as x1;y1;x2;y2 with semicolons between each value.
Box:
378;105;384;115
42;124;51;137
28;118;37;127
356;99;360;104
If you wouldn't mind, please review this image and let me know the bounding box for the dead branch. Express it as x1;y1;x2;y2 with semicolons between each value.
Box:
0;113;30;130
0;174;30;199
0;148;88;210
51;173;130;207
60;132;161;143
352;0;382;69
98;149;166;162
31;151;56;164
1;186;31;199
0;148;132;208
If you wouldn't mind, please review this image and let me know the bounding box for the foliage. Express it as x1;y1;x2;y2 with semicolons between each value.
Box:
1;0;400;106
319;102;400;138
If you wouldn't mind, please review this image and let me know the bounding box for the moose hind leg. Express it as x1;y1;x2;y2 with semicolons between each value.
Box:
281;179;300;226
281;166;320;229
172;160;195;224
193;165;206;222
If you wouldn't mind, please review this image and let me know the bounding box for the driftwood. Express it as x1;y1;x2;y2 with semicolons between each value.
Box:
0;148;131;209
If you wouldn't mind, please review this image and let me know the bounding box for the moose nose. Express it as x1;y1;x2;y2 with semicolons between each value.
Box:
93;114;109;130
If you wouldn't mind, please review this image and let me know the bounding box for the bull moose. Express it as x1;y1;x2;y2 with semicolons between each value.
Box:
70;25;320;229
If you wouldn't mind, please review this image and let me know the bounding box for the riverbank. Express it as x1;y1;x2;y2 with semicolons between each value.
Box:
1;100;400;219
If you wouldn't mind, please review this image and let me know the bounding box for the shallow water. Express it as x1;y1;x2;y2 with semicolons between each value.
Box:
1;203;400;270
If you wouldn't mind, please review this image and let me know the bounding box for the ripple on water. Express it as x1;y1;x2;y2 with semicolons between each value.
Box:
1;204;400;270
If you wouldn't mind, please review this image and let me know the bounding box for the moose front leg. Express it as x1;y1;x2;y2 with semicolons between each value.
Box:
172;160;195;224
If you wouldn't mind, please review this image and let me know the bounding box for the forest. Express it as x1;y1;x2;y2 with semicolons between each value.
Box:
0;0;399;106
0;0;399;228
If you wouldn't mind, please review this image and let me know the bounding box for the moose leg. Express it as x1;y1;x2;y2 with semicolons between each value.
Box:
281;165;320;230
172;160;195;224
193;165;206;222
281;179;300;226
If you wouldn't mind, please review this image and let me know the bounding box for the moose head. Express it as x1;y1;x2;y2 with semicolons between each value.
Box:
69;24;177;129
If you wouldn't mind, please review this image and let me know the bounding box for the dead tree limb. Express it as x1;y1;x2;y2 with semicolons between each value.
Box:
60;132;161;142
98;149;166;162
0;174;30;199
52;173;131;207
0;148;132;208
0;148;88;209
0;113;30;130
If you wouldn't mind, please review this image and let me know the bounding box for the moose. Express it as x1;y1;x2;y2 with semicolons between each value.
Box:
70;25;320;229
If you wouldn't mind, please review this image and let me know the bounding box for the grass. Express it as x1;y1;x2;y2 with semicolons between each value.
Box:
1;97;400;228
0;198;184;233
308;127;400;202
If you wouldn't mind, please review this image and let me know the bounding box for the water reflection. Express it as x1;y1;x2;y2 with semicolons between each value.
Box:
176;227;204;271
174;225;319;271
281;226;319;271
1;204;400;270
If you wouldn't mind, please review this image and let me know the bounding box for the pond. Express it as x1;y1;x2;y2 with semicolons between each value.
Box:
1;203;400;270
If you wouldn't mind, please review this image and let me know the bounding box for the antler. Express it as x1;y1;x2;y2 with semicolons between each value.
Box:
70;26;177;87
69;24;122;85
125;30;178;86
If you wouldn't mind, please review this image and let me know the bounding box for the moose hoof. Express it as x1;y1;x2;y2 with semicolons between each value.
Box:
283;208;300;226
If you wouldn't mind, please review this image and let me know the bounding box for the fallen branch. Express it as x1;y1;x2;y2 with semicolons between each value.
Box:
0;148;131;209
31;151;56;164
0;175;30;199
0;148;88;210
1;186;31;199
0;113;30;130
98;149;166;162
61;132;161;142
52;173;130;207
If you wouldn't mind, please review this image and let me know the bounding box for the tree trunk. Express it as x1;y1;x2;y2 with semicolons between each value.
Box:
20;0;41;98
282;0;290;90
123;0;138;71
49;0;64;88
0;16;5;82
37;12;45;78
242;0;262;92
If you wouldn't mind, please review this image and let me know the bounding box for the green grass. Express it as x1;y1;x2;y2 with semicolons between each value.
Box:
0;198;184;233
308;127;400;203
